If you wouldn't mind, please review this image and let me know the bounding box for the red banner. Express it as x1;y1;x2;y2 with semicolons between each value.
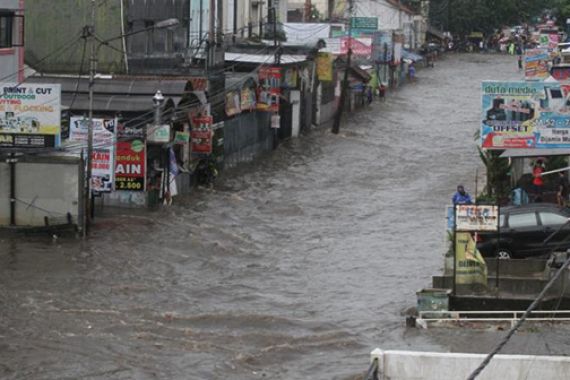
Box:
191;115;213;155
115;139;146;191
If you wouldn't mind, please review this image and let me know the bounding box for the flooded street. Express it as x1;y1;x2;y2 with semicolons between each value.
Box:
3;54;569;380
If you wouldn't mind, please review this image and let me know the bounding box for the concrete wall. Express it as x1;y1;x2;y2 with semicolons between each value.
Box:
0;0;23;82
0;156;83;227
371;349;570;380
354;0;416;48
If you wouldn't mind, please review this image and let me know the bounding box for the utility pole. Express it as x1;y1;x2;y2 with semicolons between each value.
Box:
332;0;353;134
85;0;96;235
208;0;215;68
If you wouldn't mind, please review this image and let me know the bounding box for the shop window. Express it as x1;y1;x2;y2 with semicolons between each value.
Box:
0;13;14;48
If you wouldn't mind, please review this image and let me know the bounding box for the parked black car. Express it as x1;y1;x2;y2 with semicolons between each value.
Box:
476;204;570;259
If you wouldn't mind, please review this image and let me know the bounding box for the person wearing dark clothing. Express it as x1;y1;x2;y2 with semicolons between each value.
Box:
558;171;569;207
452;185;473;205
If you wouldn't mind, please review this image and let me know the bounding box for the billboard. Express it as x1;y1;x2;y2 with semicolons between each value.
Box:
524;49;549;80
69;117;116;192
481;81;570;149
372;31;393;63
115;139;146;192
0;83;61;148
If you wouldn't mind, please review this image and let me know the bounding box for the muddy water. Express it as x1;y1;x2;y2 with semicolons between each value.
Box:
3;54;569;380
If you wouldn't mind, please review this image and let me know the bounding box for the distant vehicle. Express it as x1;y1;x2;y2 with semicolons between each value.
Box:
476;204;570;259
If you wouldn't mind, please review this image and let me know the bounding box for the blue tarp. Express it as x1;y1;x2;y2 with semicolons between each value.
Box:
402;49;423;62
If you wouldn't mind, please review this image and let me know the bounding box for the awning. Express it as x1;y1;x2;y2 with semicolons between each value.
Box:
499;149;570;158
402;49;423;62
225;52;308;64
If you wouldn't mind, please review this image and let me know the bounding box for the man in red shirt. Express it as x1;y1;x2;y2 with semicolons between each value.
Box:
532;159;545;202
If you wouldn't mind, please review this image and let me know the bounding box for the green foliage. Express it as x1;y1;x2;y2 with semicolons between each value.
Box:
477;146;512;202
429;0;559;36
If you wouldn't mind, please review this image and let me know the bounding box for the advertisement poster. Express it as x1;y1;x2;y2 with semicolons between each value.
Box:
225;91;241;116
539;33;559;51
455;205;499;232
282;68;298;88
115;139;146;191
240;87;256;111
480;81;570;149
191;115;213;155
257;66;281;112
372;31;393;63
316;52;333;81
455;232;488;286
524;49;549;80
0;83;61;147
331;0;347;19
69;117;116;192
340;37;372;56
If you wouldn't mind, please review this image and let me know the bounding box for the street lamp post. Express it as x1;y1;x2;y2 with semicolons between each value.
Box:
83;9;179;234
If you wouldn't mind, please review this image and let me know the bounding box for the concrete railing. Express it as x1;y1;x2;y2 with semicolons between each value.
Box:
370;348;570;380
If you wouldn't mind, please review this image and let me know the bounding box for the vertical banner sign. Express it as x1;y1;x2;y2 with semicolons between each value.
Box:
114;139;146;191
69;116;116;192
257;67;281;112
316;52;333;81
454;232;488;286
191;115;214;155
0;83;61;148
524;49;549;80
481;81;570;149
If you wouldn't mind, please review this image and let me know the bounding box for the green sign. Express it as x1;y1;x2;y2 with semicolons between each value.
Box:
350;17;378;32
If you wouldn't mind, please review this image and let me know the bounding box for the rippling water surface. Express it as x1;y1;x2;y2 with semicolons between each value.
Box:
3;54;569;380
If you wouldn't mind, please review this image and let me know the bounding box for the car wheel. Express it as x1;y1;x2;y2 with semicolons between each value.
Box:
496;248;512;259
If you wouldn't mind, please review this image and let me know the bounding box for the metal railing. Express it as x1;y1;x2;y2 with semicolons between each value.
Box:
364;357;379;380
417;309;570;328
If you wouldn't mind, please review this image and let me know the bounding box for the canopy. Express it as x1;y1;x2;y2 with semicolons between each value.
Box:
499;149;570;158
402;49;423;62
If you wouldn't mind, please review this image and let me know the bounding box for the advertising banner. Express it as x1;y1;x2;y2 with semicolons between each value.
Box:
257;66;281;112
350;17;378;36
191;115;213;155
340;37;372;56
147;124;171;143
331;0;347;19
316;52;333;81
481;81;570;149
539;33;559;51
0;83;61;148
240;87;256;111
524;49;549;80
225;91;241;116
372;31;393;63
115;139;146;192
455;205;499;232
455;232;488;286
69;117;116;192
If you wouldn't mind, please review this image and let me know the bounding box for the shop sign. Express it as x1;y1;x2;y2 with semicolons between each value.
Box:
350;17;378;36
539;33;559;51
240;87;256;111
524;49;549;80
481;81;570;149
271;113;280;129
225;91;241;116
316;53;333;81
455;205;499;232
115;139;146;192
191;115;213;155
455;232;488;286
174;131;190;144
69;116;116;192
282;68;298;88
0;83;61;147
147;124;171;143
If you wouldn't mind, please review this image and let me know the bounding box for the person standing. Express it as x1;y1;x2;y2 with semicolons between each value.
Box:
408;63;416;82
532;159;545;201
557;171;569;207
452;185;473;205
518;55;523;70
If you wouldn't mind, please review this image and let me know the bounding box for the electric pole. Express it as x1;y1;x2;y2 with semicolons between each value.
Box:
332;0;353;134
85;0;96;235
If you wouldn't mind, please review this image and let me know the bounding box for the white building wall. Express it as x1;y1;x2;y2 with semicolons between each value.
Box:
0;0;24;82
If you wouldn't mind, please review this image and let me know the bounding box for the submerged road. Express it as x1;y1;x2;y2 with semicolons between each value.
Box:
3;54;569;380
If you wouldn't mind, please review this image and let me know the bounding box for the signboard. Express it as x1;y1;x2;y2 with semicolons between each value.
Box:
240;87;256;111
481;81;570;149
372;31;393;63
455;232;488;286
455;205;499;232
316;52;333;81
115;139;146;191
0;83;61;148
174;131;190;144
524;49;549;80
191;115;213;155
282;68;298;88
350;17;378;36
552;66;570;81
147;124;171;143
539;33;559;51
69;117;116;192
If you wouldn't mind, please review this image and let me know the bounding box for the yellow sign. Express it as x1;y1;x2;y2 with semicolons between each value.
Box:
316;53;333;82
455;232;488;286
